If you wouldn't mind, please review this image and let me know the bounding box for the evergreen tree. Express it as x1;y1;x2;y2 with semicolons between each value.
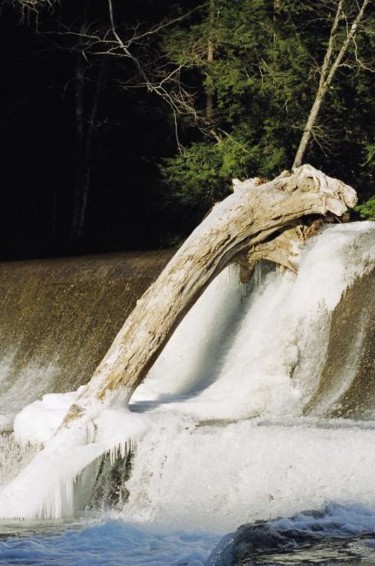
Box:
160;0;375;216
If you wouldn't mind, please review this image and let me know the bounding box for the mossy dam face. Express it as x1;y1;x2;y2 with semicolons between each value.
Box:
0;242;374;428
0;250;173;429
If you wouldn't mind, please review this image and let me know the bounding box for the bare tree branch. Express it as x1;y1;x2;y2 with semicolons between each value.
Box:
293;0;372;169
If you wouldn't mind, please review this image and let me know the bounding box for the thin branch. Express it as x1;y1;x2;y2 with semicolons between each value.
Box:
293;0;371;169
319;0;344;88
324;0;371;87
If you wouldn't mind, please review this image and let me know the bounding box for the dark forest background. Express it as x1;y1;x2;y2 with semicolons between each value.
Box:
1;0;374;260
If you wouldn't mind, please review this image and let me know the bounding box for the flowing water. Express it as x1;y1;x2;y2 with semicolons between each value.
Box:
0;224;375;564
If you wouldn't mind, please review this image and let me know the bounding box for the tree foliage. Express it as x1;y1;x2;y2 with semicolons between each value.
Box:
1;0;375;258
160;0;375;211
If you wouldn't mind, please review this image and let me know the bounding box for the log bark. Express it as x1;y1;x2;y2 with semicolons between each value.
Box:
61;164;357;425
0;165;358;520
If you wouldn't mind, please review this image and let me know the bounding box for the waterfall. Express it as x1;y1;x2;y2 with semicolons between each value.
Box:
0;222;375;532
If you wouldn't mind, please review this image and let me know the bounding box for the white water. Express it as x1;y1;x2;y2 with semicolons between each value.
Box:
1;222;375;563
120;414;375;532
134;221;375;421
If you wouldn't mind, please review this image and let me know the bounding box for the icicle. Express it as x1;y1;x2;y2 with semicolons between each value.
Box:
108;437;135;466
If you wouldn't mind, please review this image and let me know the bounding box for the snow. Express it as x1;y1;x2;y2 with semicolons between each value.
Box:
14;391;80;445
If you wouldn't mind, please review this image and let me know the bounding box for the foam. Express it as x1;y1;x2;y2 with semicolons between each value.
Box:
120;414;375;532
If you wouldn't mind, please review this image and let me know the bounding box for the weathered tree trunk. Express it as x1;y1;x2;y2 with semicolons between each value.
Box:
0;165;358;520
205;0;216;121
62;165;357;426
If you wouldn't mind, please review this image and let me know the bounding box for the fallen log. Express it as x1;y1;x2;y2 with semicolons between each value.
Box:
0;165;359;519
63;164;357;424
